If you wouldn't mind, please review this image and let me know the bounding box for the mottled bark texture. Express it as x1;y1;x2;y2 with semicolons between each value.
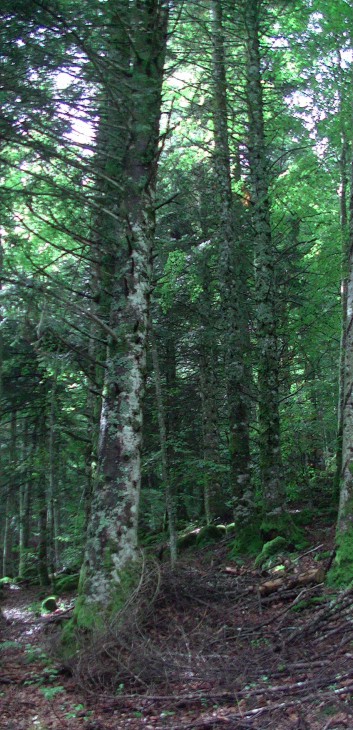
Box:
79;0;169;616
244;0;283;512
210;0;252;525
331;101;353;586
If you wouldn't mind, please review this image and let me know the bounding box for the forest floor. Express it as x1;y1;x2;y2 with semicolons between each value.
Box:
2;521;353;729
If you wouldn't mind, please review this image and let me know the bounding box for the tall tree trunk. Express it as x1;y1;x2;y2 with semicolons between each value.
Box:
3;411;17;577
150;326;177;565
210;0;252;528
330;95;353;586
244;0;283;514
199;338;221;523
79;0;169;620
335;128;349;496
47;370;58;575
36;411;50;587
18;420;31;579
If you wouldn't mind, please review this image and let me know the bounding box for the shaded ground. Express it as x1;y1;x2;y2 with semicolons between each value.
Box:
1;523;353;729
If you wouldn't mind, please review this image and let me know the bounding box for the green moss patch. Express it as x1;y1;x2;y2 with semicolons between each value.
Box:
255;536;287;568
290;596;326;612
41;596;58;613
327;526;353;587
196;525;226;547
229;522;263;557
261;513;308;550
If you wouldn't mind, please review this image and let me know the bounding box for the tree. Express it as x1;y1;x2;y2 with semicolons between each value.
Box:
76;0;170;625
242;0;284;514
210;0;253;528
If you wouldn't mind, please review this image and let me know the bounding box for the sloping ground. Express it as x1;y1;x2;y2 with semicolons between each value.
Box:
1;524;353;729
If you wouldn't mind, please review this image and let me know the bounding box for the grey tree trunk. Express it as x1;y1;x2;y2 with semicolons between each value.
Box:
210;0;252;526
330;95;353;585
244;0;283;513
78;0;169;621
37;414;50;587
47;370;58;575
3;411;17;578
19;420;31;579
335;129;349;495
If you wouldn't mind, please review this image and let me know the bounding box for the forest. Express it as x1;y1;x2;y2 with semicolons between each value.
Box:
2;0;353;728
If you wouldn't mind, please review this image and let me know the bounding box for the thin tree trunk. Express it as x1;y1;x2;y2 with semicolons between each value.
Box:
47;371;57;576
19;420;31;579
150;326;177;566
3;411;17;577
335;129;349;495
37;414;50;587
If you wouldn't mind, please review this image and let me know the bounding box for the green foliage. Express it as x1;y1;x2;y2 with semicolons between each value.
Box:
40;685;65;700
0;0;351;599
55;573;79;593
261;514;308;550
230;524;263;558
0;640;21;650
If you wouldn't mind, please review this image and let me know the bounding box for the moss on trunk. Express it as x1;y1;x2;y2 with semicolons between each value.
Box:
327;525;353;587
61;560;142;654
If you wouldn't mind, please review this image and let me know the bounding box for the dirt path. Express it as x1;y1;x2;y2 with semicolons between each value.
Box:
1;539;353;729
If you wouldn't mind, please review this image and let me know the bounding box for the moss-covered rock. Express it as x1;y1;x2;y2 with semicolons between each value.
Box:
255;536;288;568
196;525;226;547
41;596;58;613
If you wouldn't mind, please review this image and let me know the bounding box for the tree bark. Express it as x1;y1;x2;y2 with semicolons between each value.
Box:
18;420;31;579
331;91;353;585
335;128;349;495
79;0;169;617
244;0;283;513
210;0;252;526
3;411;17;578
